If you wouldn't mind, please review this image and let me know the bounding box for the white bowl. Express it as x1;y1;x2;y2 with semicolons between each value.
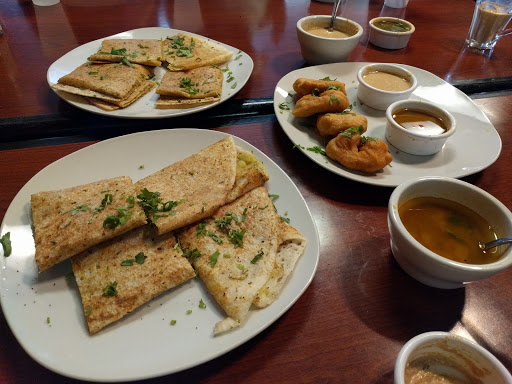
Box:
356;63;417;111
385;99;456;156
369;17;415;49
395;332;512;384
388;176;512;289
296;15;363;65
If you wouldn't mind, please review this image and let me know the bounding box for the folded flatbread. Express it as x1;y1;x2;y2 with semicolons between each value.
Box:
155;66;223;108
89;39;163;67
134;137;268;235
72;225;195;334
162;33;233;71
51;62;155;111
31;176;147;272
179;186;281;334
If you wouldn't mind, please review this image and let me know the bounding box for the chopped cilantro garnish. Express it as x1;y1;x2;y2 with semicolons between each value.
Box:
120;259;135;266
121;57;134;67
137;188;179;221
102;281;118;297
135;252;146;264
85;308;92;316
179;77;200;95
0;232;11;257
278;102;291;111
228;229;246;248
320;76;336;81
251;250;264;264
208;251;220;268
199;299;207;309
281;216;291;223
329;94;340;105
65;204;90;216
307;146;327;156
103;206;133;229
208;232;223;244
186;309;192;315
196;221;208;237
182;248;202;259
170;320;177;325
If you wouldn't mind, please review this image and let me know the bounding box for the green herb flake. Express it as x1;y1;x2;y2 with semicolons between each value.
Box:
251;250;264;264
85;308;92;316
120;259;135;266
207;232;223;244
135;252;146;264
139;165;145;169
46;317;50;324
65;204;90;216
170;320;177;325
0;232;12;257
278;102;291;111
209;251;220;268
307;146;327;156
102;281;118;297
199;299;207;309
228;229;246;248
186;310;192;315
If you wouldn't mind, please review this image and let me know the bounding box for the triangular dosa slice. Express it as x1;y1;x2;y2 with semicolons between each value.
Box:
179;186;281;334
71;225;195;334
31;176;147;272
253;221;307;308
134;137;269;235
89;39;163;67
162;33;233;71
52;62;151;99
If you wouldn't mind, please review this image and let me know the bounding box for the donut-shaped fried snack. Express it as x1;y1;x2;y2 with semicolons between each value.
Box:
292;78;347;97
317;111;368;137
292;90;350;117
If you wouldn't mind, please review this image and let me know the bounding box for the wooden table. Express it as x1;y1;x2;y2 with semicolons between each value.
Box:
1;0;512;383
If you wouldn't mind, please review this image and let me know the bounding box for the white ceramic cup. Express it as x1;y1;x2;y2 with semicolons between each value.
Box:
384;0;410;8
32;0;60;6
395;332;512;384
388;176;512;289
296;15;363;65
385;99;456;156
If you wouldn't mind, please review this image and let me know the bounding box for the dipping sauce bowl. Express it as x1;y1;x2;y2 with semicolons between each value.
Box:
395;332;512;384
369;17;415;49
385;99;456;156
388;176;512;289
357;63;417;111
297;15;363;65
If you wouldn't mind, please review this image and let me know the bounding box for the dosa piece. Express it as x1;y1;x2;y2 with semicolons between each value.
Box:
253;221;307;308
293;78;346;97
317;111;368;137
292;90;350;117
135;137;268;235
89;39;163;67
51;63;155;111
31;176;147;272
71;225;195;334
325;127;393;173
179;186;282;335
162;33;233;71
155;66;223;109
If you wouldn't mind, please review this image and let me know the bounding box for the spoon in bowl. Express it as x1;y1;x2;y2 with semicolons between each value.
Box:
329;0;342;31
479;236;512;251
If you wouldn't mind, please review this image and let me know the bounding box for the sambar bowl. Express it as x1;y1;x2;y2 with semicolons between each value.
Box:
388;176;512;289
296;15;363;65
395;331;512;384
369;17;415;49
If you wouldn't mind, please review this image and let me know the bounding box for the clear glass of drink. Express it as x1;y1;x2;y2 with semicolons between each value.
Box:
466;0;512;49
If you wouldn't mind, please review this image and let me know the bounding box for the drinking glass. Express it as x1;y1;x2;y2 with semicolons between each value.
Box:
466;0;512;49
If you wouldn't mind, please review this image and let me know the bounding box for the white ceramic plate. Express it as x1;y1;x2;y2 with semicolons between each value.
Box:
274;62;502;187
0;129;319;382
47;27;253;119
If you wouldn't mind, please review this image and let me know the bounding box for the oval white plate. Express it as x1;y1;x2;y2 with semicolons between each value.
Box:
274;62;502;187
0;129;319;382
47;27;253;119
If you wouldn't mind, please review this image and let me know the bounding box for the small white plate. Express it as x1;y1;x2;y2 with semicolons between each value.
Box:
47;27;253;119
0;129;319;382
274;62;502;187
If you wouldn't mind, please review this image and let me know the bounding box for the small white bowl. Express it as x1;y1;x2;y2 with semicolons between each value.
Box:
395;332;512;384
356;63;417;111
385;99;456;156
369;17;415;49
296;15;363;65
388;176;512;289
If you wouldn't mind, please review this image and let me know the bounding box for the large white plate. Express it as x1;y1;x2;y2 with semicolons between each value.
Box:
47;27;253;119
274;62;502;187
0;129;319;382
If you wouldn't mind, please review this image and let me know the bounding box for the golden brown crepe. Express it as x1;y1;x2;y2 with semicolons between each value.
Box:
179;186;281;334
155;66;223;108
51;62;155;111
134;137;268;235
162;33;233;71
72;225;195;334
31;176;147;272
89;39;163;67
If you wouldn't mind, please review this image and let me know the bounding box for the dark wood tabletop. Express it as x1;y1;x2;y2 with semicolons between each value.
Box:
1;0;512;383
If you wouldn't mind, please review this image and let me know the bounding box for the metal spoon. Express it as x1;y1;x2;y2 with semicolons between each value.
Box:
329;0;342;31
479;236;512;251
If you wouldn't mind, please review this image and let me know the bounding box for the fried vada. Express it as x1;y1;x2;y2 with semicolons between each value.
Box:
293;78;346;97
317;111;368;137
292;90;350;118
325;127;392;173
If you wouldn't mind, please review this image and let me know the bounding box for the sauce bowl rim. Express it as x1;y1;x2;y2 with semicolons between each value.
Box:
369;16;415;36
357;63;418;96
